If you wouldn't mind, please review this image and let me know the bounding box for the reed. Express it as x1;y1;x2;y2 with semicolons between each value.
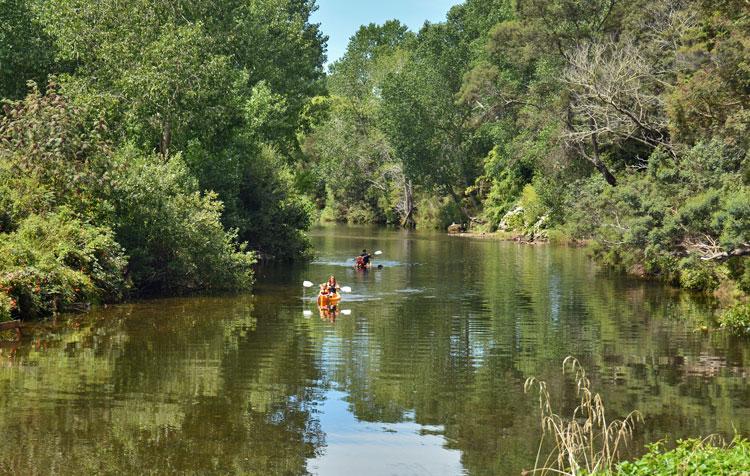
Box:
523;357;642;475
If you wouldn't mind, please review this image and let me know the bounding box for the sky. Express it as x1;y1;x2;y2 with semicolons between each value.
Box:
312;0;462;68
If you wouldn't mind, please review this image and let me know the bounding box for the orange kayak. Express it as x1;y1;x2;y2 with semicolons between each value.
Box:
317;292;341;307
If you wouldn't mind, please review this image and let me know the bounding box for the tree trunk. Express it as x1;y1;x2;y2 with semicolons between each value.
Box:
401;179;416;228
589;122;617;186
160;120;172;159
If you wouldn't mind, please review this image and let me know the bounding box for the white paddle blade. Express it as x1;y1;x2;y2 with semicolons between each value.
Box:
303;281;314;288
340;286;352;293
341;309;352;316
374;250;383;255
303;310;313;318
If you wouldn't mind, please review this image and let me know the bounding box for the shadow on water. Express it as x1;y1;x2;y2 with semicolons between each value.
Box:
0;224;748;475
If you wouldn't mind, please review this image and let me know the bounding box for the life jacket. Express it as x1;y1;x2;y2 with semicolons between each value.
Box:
355;256;365;268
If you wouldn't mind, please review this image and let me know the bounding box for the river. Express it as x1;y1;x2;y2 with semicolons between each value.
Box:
0;225;748;475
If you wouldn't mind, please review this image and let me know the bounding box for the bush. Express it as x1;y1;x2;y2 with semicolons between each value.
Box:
718;303;750;336
479;147;533;229
415;195;464;230
346;203;378;224
0;292;14;322
190;142;313;260
106;147;255;293
520;184;544;227
0;210;127;318
1;87;256;314
566;142;750;294
616;437;750;475
678;257;720;292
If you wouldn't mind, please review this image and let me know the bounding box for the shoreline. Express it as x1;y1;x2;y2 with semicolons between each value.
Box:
447;230;590;247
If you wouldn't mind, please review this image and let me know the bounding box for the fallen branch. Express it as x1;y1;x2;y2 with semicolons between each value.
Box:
700;246;750;262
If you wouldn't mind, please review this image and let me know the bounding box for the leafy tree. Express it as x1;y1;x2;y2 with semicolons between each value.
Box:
306;21;415;225
0;83;255;316
0;0;56;99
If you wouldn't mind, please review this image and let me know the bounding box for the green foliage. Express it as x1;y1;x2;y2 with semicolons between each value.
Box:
232;145;314;260
1;83;258;316
4;0;750;305
0;0;57;99
520;185;544;228
0;81;114;225
0;290;12;322
304;21;416;225
1;0;329;315
566;141;749;292
718;304;750;336
414;196;464;231
616;438;750;475
677;257;720;292
345;203;379;225
104;147;255;293
0;210;127;318
478;147;533;228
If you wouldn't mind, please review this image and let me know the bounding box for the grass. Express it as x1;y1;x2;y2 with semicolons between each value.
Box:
523;357;642;475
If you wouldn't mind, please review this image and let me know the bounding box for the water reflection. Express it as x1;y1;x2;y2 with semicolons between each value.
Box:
0;225;748;475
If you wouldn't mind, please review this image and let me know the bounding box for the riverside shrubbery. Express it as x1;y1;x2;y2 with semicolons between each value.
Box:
0;211;127;317
2;0;328;319
304;0;750;300
719;303;750;336
616;438;750;475
0;85;254;320
565;142;750;294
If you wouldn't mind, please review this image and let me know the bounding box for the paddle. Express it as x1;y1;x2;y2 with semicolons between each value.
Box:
374;250;383;256
303;281;351;293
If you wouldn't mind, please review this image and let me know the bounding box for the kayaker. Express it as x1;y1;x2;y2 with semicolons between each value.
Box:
325;276;339;294
360;249;372;267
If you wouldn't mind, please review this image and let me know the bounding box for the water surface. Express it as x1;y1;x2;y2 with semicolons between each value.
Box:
1;225;748;475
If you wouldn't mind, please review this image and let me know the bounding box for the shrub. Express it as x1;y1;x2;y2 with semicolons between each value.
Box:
0;292;14;322
718;303;750;336
520;184;544;227
0;210;127;318
415;195;464;230
192;143;313;260
106;147;255;293
616;437;750;475
566;142;749;294
677;257;720;292
346;203;378;224
0;81;114;225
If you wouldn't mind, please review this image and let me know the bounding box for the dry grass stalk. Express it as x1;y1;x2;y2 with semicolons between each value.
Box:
523;356;642;475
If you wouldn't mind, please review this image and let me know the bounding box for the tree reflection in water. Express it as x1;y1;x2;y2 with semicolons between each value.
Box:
0;225;748;476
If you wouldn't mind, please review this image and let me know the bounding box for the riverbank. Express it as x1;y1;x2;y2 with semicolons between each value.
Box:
448;229;589;246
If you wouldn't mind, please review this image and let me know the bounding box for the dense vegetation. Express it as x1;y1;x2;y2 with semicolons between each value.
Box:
2;0;749;322
1;0;326;320
304;0;750;311
615;438;750;475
